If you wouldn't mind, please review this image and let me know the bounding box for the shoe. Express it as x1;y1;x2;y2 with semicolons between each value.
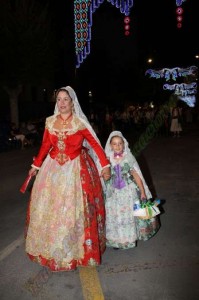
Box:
113;247;119;250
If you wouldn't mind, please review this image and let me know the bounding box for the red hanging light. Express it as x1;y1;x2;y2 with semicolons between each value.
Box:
124;30;130;36
176;6;184;29
177;22;182;28
177;16;183;22
124;16;131;36
124;24;130;30
176;7;183;15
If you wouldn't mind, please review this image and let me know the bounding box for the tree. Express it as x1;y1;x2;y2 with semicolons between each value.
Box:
0;0;57;126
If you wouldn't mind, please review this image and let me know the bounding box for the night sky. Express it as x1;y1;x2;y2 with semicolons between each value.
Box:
49;0;198;106
2;0;198;109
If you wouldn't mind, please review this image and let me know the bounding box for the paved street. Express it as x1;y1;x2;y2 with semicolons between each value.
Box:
0;122;199;300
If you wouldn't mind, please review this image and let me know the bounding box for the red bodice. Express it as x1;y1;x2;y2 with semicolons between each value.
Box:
33;128;109;168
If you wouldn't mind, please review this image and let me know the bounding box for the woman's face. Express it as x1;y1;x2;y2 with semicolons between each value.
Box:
56;90;73;114
110;136;124;153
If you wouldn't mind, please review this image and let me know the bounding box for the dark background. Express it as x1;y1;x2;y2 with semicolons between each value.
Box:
50;0;198;107
1;0;198;119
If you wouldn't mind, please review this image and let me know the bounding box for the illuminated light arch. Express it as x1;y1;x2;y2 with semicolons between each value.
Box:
74;0;134;68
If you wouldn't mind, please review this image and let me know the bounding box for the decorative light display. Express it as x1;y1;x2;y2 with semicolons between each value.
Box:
176;0;186;29
74;0;134;68
107;0;133;36
163;82;197;97
124;16;131;36
145;66;198;82
146;65;198;107
178;95;196;107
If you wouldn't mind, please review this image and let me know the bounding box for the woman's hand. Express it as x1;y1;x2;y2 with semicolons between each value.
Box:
101;166;111;181
29;167;38;177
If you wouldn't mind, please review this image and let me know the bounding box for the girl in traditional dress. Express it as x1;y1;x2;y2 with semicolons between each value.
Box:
25;86;110;271
104;131;159;250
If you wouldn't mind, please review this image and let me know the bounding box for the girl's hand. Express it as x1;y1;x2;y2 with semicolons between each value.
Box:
101;167;111;181
29;167;38;177
140;192;147;201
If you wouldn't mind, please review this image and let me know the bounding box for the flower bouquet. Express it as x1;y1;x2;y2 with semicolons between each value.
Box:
133;199;161;220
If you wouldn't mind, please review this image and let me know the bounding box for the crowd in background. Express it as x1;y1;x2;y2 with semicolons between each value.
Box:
0;103;198;152
88;104;198;142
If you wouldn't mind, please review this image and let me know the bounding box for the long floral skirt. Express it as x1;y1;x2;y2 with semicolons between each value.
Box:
105;183;160;249
25;149;105;271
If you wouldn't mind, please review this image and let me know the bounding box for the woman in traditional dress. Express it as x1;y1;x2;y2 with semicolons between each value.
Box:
25;86;110;271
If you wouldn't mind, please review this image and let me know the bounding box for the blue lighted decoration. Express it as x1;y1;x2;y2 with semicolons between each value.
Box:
176;0;186;6
146;66;198;107
107;0;134;16
145;69;163;80
74;0;134;68
178;66;198;77
163;82;197;97
145;66;198;82
179;95;196;107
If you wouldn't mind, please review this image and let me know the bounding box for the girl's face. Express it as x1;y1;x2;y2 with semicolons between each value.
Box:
110;136;124;153
56;91;73;114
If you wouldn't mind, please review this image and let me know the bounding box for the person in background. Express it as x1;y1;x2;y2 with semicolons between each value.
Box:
25;86;111;272
26;120;39;145
10;122;30;149
170;106;182;137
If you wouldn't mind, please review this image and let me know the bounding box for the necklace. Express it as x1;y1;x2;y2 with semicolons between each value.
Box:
59;113;72;126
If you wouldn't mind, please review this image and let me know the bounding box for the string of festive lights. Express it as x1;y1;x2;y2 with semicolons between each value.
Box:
163;82;197;91
74;0;134;68
145;66;198;82
146;65;198;107
163;83;197;97
107;0;134;36
176;0;186;29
